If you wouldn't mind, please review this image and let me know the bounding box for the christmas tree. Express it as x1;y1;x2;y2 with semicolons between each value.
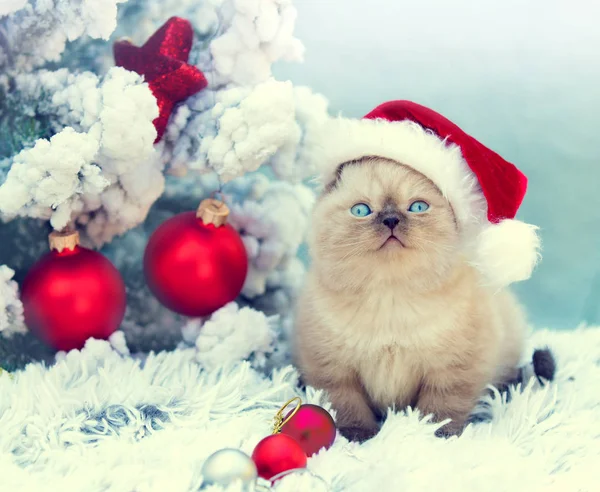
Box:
0;0;329;370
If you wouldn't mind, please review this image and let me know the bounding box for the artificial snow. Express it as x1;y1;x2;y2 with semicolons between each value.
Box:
0;67;163;246
209;0;304;86
0;128;105;230
0;327;598;491
191;302;277;370
0;0;126;71
162;81;328;182
269;86;330;182
226;174;314;309
0;0;27;18
0;266;26;337
203;79;297;181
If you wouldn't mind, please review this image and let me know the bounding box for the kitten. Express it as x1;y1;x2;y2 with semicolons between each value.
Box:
293;157;529;441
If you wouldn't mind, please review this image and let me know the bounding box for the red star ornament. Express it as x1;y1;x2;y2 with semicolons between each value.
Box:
114;17;208;142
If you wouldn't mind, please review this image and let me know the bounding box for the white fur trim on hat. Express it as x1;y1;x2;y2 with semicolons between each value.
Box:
316;116;486;227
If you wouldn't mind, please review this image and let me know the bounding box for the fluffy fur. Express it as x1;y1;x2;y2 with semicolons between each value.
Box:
0;328;597;491
294;158;529;441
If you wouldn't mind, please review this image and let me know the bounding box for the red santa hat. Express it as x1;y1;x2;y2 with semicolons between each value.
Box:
316;100;540;287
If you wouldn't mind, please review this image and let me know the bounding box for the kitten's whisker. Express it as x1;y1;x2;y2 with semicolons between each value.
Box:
339;245;370;261
339;239;379;260
327;237;376;250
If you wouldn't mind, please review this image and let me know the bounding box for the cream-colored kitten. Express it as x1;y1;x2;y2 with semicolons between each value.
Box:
293;157;527;441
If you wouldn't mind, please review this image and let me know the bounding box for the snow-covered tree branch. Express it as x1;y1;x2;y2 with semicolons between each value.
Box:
0;0;329;366
0;0;126;72
0;266;26;337
0;67;161;246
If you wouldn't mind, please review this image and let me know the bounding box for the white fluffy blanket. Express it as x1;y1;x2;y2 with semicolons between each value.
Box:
1;327;598;492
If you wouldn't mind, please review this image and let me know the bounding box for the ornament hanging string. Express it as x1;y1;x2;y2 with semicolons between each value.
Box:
208;12;223;135
210;189;226;204
272;397;302;434
158;12;226;201
206;12;229;200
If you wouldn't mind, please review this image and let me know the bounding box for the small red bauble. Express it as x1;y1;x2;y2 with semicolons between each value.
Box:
281;404;337;456
251;434;307;481
143;199;248;317
21;231;126;352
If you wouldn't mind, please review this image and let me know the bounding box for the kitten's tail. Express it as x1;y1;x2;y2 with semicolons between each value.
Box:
531;347;556;384
514;346;556;387
470;347;556;424
495;347;556;396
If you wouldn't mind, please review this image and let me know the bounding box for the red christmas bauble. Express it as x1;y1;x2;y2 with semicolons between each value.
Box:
281;404;337;456
143;199;248;317
251;434;307;481
21;232;126;352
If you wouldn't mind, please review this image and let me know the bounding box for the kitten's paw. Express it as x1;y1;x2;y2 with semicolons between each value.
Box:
434;421;465;439
296;375;307;392
339;425;379;443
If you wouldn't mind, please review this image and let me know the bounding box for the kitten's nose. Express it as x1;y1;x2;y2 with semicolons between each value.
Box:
382;215;400;230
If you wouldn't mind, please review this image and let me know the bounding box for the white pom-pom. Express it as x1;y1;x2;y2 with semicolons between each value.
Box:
472;219;541;288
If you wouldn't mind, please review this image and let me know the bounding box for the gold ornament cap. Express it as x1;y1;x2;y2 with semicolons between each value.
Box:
196;198;229;227
49;230;80;253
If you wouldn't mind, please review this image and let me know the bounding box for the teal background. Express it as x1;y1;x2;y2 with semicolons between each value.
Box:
274;0;600;329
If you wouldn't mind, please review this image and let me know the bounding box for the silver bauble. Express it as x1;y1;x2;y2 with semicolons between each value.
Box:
201;448;257;490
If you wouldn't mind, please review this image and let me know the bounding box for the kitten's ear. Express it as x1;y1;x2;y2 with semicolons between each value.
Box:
323;164;346;193
323;159;368;193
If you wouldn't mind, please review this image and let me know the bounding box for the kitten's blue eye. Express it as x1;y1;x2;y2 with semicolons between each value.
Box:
408;201;430;213
350;203;372;217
